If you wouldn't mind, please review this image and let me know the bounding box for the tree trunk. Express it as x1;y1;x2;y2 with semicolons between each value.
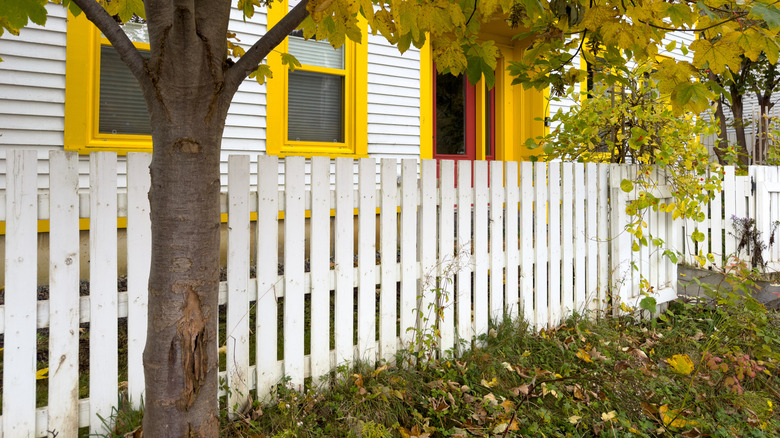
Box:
713;96;731;164
730;90;750;167
142;125;224;436
139;3;232;436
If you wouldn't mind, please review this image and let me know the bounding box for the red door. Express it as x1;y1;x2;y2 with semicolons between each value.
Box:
433;72;496;182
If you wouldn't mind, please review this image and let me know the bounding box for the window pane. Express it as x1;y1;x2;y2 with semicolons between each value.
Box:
102;21;149;44
288;70;343;143
288;31;344;69
436;73;465;155
99;46;151;136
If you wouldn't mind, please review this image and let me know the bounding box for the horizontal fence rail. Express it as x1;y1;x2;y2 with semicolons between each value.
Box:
0;150;735;437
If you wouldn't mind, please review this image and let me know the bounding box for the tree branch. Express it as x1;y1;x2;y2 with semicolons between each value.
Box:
224;0;311;96
70;0;150;88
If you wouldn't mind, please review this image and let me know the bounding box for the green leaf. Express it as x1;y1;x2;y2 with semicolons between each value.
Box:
280;53;301;72
105;0;145;22
620;179;634;193
0;0;48;37
249;64;273;85
749;3;780;29
639;296;657;315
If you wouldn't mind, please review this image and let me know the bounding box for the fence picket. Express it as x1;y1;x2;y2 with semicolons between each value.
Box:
334;157;354;365
520;162;534;323
399;159;417;348
419;160;438;350
3;150;38;437
439;160;456;354
358;158;377;360
310;156;331;379
595;164;610;312
0;149;724;432
574;164;586;311
379;159;398;362
456;161;474;349
126;153;151;409
89;152;118;434
47;151;80;435
227;155;251;414
489;161;505;323
561;163;574;315
585;164;599;314
474;161;489;338
548;162;562;326
505;162;519;320
284;156;305;387
534;162;548;329
723;166;736;260
256;155;279;399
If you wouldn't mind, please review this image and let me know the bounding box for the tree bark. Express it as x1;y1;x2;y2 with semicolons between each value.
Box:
729;88;750;167
713;96;730;164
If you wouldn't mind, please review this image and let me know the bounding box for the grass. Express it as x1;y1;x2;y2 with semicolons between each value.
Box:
100;295;779;437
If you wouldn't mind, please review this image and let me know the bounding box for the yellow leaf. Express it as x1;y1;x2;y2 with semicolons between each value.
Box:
480;377;498;388
568;415;582;424
218;345;227;355
690;38;741;75
601;410;617;422
36;367;49;380
659;404;698;428
666;354;695;375
576;349;593;363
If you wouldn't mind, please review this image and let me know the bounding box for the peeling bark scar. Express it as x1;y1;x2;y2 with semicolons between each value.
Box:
172;137;201;154
175;287;209;410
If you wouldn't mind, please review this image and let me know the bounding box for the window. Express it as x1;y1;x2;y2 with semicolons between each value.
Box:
266;1;367;157
65;12;152;153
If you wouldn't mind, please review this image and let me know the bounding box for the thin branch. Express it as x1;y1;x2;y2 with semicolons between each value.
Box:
70;0;149;87
224;0;311;96
637;13;748;32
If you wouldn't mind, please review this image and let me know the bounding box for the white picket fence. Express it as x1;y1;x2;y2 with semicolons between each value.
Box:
679;165;780;272
0;150;694;437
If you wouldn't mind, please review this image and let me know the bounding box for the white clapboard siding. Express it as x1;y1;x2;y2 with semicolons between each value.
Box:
3;150;38;437
89;152;118;435
47;151;80;435
227;155;251;414
126;153;151;408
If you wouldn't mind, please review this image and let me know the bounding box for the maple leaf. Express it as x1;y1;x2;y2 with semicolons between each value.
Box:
672;82;713;115
665;354;695;375
659;404;698;429
580;5;619;32
576;348;593;363
0;0;47;39
690;38;741;75
249;64;273;85
105;0;145;22
280;53;301;71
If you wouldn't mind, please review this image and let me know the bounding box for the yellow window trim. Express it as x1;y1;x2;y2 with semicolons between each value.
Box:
65;12;153;154
266;3;368;158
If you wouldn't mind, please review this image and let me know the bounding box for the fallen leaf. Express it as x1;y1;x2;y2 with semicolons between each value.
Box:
659;404;699;428
374;364;388;376
502;362;515;372
36;368;48;380
352;373;364;387
576;349;593;363
511;384;530;396
681;427;702;437
666;354;695;375
492;423;508;434
568;415;582;424
590;347;608;361
601;411;617;422
481;377;498;388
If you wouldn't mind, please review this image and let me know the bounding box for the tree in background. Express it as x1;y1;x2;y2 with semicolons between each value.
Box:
3;0;780;436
